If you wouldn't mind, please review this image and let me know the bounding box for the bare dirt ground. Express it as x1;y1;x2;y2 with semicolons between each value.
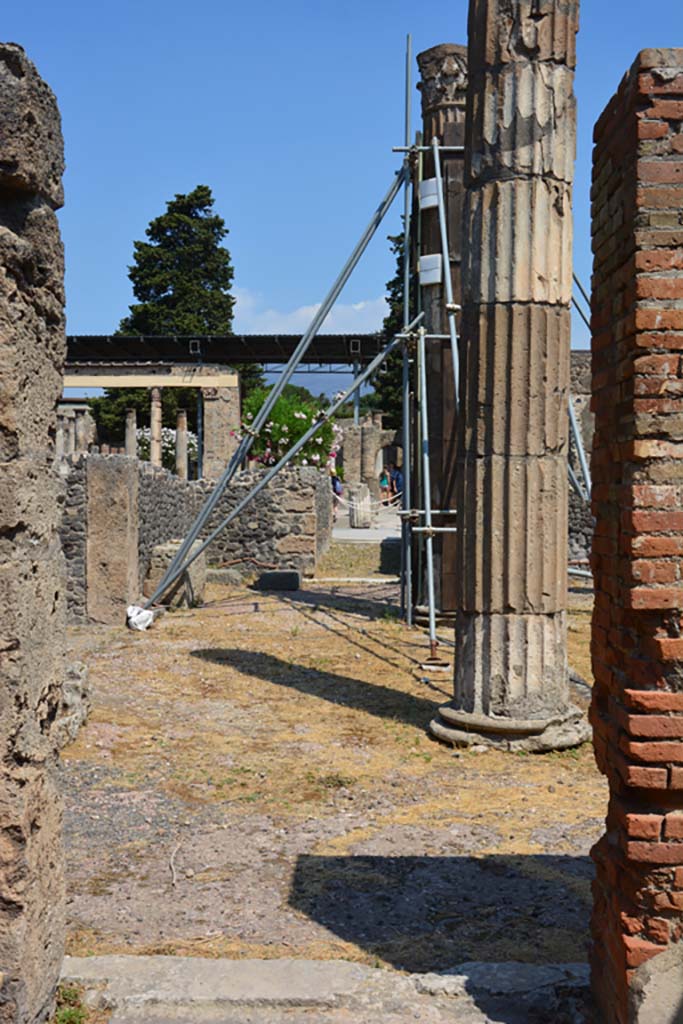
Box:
63;544;603;973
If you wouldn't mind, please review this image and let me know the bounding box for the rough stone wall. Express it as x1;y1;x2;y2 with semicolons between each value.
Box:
137;462;197;586
61;457;333;620
0;43;66;1024
57;457;87;622
198;466;331;579
589;48;683;1024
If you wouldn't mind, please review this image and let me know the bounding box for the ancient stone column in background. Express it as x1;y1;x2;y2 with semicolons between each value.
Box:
150;387;162;467
125;407;137;458
201;384;240;480
55;416;65;461
430;0;588;750
64;409;76;457
0;43;67;1023
415;43;467;618
176;408;188;479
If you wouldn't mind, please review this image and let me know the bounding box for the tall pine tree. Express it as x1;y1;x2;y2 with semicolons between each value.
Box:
90;185;264;441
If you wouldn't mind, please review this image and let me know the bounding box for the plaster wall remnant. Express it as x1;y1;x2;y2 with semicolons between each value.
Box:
201;385;240;480
86;457;139;625
589;47;683;1024
415;44;467;619
0;42;67;1024
430;0;588;750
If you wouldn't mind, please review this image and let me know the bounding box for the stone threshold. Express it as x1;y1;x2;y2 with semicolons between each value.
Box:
62;955;589;1023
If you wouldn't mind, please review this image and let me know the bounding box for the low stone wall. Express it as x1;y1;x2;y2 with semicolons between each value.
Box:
60;455;333;623
58;456;88;622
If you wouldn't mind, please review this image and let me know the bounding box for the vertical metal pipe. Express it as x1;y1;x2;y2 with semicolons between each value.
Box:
401;32;413;624
417;327;438;654
431;137;460;410
353;359;360;425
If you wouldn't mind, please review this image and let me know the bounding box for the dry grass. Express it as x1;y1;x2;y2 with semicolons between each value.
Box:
63;574;602;967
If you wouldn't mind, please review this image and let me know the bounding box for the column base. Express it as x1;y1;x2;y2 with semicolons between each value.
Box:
429;700;590;752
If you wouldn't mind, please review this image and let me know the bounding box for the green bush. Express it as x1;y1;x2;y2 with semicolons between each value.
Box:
239;387;342;471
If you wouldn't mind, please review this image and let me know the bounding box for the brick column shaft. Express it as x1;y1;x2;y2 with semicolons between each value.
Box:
431;0;587;750
590;48;683;1024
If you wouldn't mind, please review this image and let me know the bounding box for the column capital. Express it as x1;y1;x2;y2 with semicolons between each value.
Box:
417;44;468;120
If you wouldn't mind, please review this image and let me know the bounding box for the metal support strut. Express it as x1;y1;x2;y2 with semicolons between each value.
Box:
146;166;408;609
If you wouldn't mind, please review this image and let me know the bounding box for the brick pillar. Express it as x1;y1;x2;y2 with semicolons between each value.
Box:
415;43;467;617
0;44;66;1023
125;407;137;457
201;384;240;480
430;0;588;751
590;48;683;1024
150;387;162;467
175;408;188;479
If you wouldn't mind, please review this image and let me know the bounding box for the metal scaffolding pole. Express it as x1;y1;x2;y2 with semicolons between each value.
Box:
431;136;460;412
400;32;413;625
569;397;592;496
416;326;449;671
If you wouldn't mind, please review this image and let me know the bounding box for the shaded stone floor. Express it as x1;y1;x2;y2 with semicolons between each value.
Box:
63;573;603;973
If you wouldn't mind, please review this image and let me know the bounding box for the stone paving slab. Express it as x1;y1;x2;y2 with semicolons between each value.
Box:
62;956;590;1024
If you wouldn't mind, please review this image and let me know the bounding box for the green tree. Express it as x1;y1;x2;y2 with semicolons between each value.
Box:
90;185;264;443
370;230;413;430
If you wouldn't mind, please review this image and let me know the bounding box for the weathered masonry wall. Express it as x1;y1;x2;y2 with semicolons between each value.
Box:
590;48;683;1024
60;456;333;623
0;44;66;1024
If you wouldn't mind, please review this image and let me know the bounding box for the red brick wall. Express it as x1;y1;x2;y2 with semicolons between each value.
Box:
590;48;683;1023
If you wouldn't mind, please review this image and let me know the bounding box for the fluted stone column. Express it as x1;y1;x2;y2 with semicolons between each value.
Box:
150;388;162;467
415;44;467;618
430;0;588;751
175;408;188;479
125;407;137;458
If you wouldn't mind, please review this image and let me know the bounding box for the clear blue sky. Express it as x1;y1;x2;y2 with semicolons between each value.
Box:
4;0;683;393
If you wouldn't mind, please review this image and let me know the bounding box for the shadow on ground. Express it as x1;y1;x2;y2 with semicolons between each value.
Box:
190;647;440;727
290;853;594;1022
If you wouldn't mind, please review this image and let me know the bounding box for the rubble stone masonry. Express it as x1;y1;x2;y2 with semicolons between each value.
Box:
0;44;66;1024
590;48;683;1024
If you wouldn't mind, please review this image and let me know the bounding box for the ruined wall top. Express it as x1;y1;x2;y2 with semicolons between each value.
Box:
0;43;64;207
467;0;579;70
417;44;467;119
